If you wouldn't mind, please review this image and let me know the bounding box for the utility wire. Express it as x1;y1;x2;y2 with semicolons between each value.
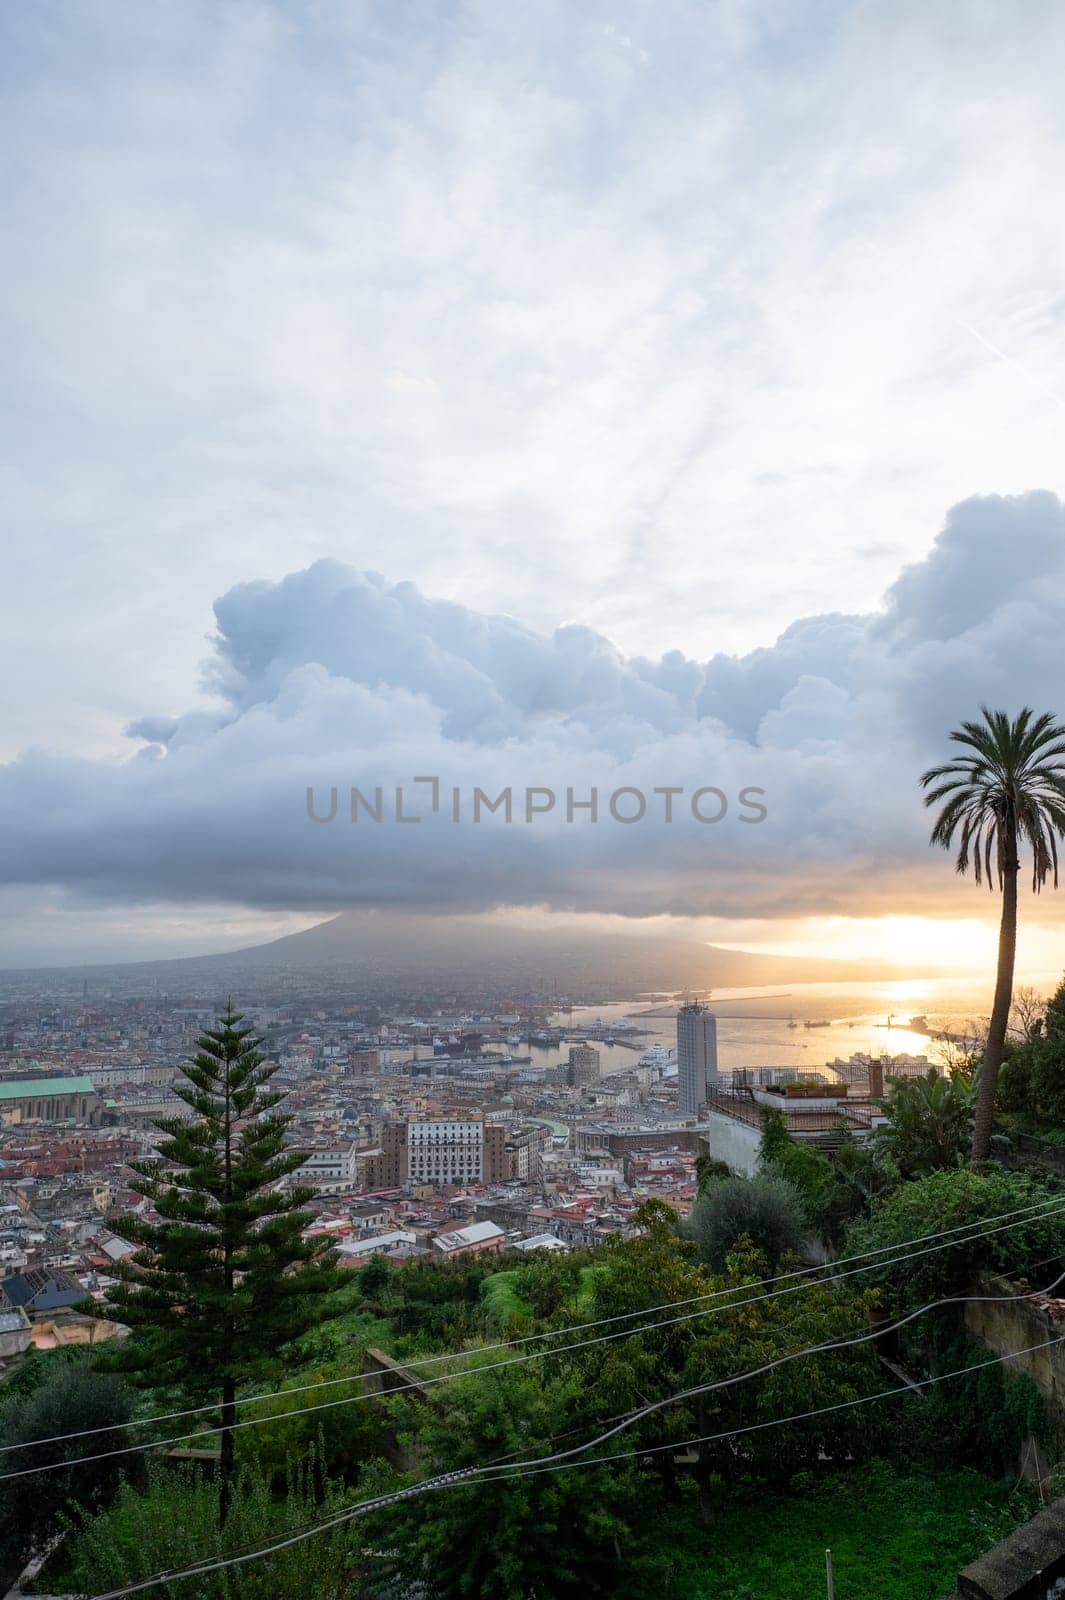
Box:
5;1196;1065;1481
87;1323;1065;1599
5;1191;1064;1462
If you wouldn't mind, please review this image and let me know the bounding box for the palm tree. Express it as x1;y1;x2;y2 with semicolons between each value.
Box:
921;707;1065;1161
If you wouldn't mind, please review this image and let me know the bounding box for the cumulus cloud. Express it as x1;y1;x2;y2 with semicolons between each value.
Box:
5;1;1065;770
3;492;1065;925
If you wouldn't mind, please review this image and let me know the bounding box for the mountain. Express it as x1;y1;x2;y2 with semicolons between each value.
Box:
0;910;947;997
177;911;935;993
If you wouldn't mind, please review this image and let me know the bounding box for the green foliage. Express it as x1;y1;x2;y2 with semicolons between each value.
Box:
683;1172;806;1271
479;1269;533;1327
873;1068;975;1177
509;1250;584;1320
619;1461;1033;1600
694;1153;733;1193
0;1356;134;1580
997;975;1065;1130
61;1452;353;1600
367;1366;643;1599
358;1253;391;1299
897;1327;1047;1478
920;707;1065;1162
843;1166;1065;1310
388;1253;501;1350
584;1214;885;1487
234;1357;385;1485
353;1205;891;1595
758;1109;892;1245
103;1006;340;1518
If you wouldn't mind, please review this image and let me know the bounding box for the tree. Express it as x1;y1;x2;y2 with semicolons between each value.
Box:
996;976;1065;1129
358;1254;391;1300
65;1452;353;1600
683;1173;806;1271
843;1167;1065;1311
873;1069;974;1177
0;1356;133;1582
373;1366;641;1600
759;1109;892;1245
105;1007;339;1524
1010;985;1047;1043
694;1152;733;1193
921;706;1065;1161
510;1251;583;1320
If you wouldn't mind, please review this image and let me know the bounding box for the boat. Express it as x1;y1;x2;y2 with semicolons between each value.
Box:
638;1044;677;1077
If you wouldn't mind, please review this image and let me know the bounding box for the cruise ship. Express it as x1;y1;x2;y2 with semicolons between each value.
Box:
638;1043;677;1077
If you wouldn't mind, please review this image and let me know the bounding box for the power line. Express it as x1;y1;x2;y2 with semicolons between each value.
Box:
6;1189;1064;1462
6;1196;1065;1482
467;1265;1065;1483
87;1323;1065;1600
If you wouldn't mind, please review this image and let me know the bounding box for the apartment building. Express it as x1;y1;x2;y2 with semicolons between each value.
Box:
359;1119;509;1189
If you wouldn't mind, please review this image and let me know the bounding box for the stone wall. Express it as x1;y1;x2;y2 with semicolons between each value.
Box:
946;1498;1065;1599
963;1285;1065;1417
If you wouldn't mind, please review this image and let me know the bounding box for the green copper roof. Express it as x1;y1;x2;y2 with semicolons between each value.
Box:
0;1075;97;1100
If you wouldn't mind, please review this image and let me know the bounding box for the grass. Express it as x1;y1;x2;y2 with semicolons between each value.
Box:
642;1461;1033;1600
480;1263;605;1327
480;1270;532;1323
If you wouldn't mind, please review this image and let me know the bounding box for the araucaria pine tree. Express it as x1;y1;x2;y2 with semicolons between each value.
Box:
106;1007;338;1524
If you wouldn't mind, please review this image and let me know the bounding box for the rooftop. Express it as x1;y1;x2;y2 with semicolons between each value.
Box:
0;1076;98;1100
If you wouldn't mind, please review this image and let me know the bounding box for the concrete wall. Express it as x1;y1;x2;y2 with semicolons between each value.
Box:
702;1111;761;1176
952;1497;1065;1599
964;1287;1065;1419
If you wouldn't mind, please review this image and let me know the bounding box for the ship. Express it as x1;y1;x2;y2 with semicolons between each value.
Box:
638;1043;677;1078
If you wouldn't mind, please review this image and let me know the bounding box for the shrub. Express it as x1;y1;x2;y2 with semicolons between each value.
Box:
63;1451;353;1600
684;1173;806;1271
843;1167;1065;1311
0;1355;134;1581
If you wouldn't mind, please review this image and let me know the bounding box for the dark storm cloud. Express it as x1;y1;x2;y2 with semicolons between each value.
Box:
2;492;1064;921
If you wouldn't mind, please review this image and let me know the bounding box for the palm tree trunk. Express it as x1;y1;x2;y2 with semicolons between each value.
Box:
971;826;1019;1162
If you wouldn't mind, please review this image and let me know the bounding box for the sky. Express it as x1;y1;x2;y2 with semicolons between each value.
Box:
3;1;1065;970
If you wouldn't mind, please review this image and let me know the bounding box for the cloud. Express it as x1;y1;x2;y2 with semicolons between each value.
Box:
3;491;1065;931
4;0;1065;772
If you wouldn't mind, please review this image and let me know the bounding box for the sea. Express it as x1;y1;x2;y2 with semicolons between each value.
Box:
536;973;1062;1080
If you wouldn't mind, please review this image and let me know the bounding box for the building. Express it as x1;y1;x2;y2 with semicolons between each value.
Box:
0;1076;102;1126
338;1230;418;1263
431;1220;505;1259
360;1119;510;1189
512;1233;569;1253
0;1268;87;1318
349;1201;391;1233
501;1123;547;1183
567;1044;600;1088
676;1004;718;1116
0;1306;32;1359
703;1082;881;1176
297;1142;360;1192
87;1063;176;1091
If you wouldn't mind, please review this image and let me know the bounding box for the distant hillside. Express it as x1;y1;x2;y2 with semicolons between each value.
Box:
0;910;945;994
178;911;933;991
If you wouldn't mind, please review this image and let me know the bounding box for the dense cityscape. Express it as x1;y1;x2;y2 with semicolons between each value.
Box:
0;957;940;1350
7;2;1065;1596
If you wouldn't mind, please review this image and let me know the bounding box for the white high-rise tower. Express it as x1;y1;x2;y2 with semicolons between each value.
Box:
677;1002;718;1116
